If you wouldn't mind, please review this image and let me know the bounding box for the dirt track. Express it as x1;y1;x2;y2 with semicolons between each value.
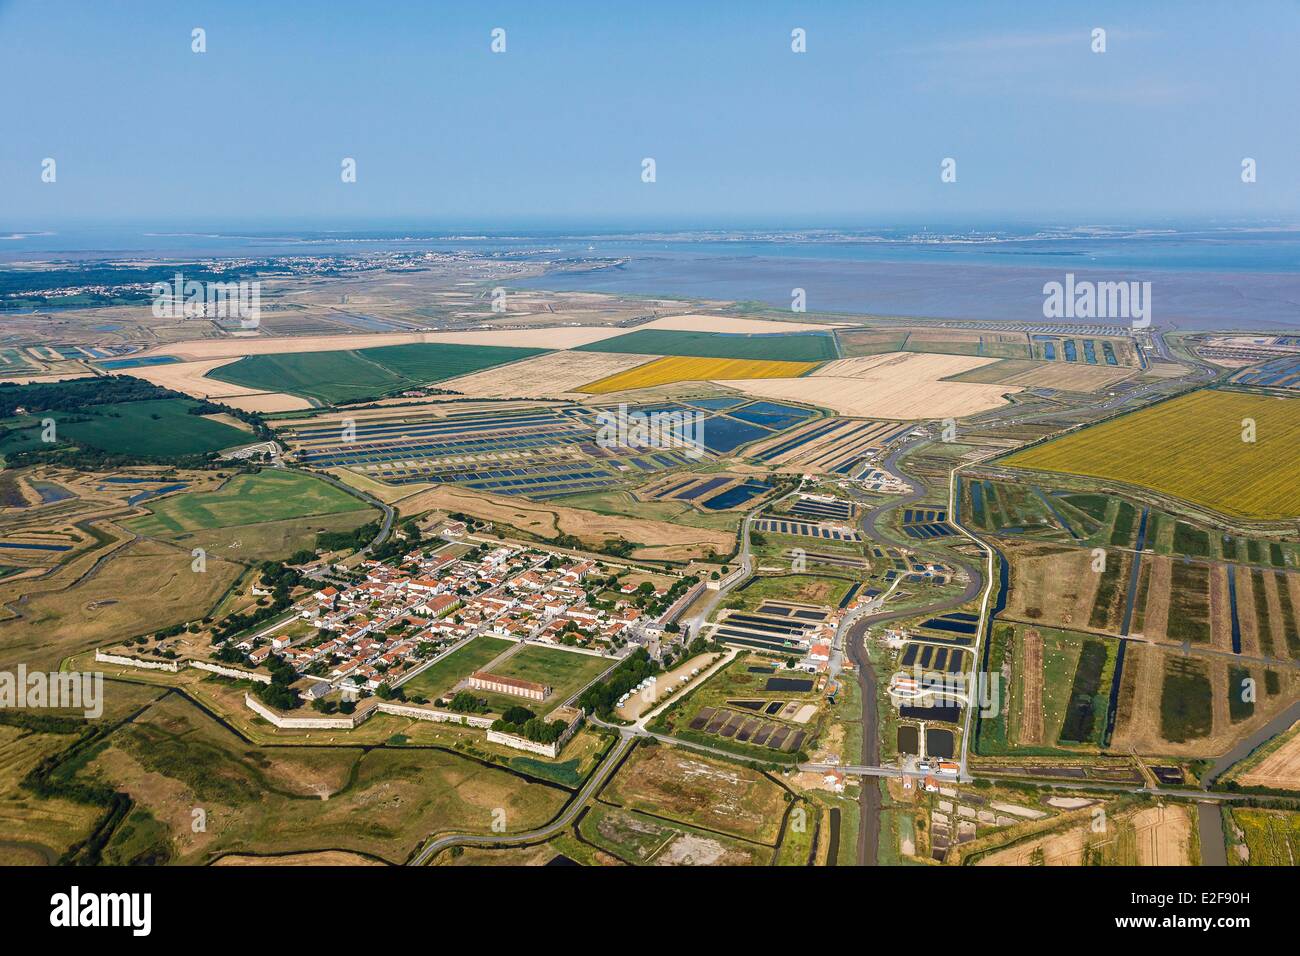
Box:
1020;629;1044;745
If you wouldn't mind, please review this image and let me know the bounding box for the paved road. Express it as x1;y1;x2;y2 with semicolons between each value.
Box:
407;489;785;866
309;468;396;553
806;760;1298;807
407;732;636;865
841;439;988;865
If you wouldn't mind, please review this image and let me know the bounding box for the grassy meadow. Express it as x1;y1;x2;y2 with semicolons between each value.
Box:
125;469;369;535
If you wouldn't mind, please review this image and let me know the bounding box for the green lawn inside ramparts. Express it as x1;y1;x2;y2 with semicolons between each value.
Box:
487;646;611;706
399;636;515;700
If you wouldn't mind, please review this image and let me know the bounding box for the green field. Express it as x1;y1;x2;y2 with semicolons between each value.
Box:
399;636;515;700
577;329;838;363
0;399;250;460
355;343;542;382
64;399;250;457
125;470;369;536
1160;657;1213;742
722;573;852;613
207;343;547;404
156;510;376;562
980;623;1120;755
487;646;611;708
1057;637;1111;744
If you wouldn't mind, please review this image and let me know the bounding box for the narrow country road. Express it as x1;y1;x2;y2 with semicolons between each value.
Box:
843;438;986;865
306;467;396;552
407;732;636;865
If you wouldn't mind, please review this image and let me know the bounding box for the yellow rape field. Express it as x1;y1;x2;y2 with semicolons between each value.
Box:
579;355;820;394
1002;388;1300;520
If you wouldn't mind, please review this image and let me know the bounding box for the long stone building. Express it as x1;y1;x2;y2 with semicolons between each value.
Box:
468;670;551;702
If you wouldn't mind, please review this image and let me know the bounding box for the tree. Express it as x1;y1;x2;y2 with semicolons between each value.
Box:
501;705;536;725
255;681;299;710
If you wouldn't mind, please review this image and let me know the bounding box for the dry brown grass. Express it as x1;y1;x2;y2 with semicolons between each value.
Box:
1235;722;1300;790
1130;805;1195;865
393;484;735;563
1019;628;1044;745
1136;557;1172;640
0;537;242;671
1235;565;1261;657
144;327;632;361
1113;646;1300;757
1003;544;1102;632
213;850;387;865
603;745;786;844
1208;564;1233;653
1003;364;1136;391
440;350;655;398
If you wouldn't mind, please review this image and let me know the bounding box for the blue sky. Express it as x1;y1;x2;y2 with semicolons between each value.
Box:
2;0;1298;227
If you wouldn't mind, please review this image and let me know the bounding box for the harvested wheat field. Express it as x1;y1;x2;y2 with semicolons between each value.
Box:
127;358;263;398
1002;363;1135;391
220;392;314;412
975;804;1194;865
143;327;630;361
717;352;1021;419
440;350;656;398
393;484;735;562
1234;722;1300;790
580;355;820;394
1130;805;1196;865
975;820;1094;866
0;374;87;386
